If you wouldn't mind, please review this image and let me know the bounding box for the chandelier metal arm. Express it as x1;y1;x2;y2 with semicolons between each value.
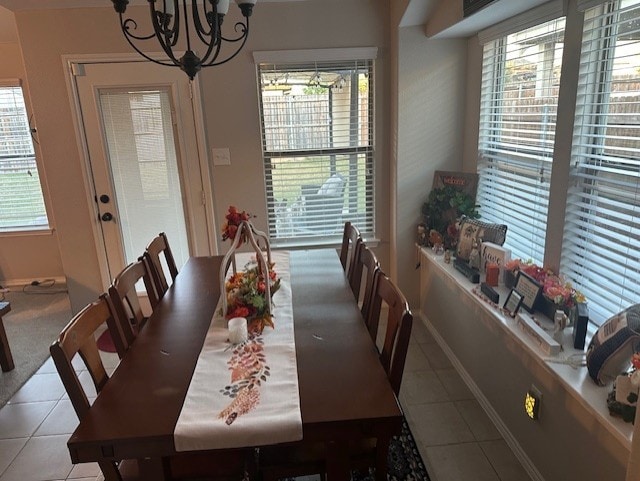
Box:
149;1;181;64
205;19;249;67
191;0;216;43
119;14;178;67
199;30;223;67
219;20;248;44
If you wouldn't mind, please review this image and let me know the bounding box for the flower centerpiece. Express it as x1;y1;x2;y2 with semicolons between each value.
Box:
225;260;281;334
220;205;279;334
504;259;586;318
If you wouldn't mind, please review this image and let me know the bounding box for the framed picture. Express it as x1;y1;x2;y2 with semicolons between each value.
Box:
503;289;523;318
513;271;542;313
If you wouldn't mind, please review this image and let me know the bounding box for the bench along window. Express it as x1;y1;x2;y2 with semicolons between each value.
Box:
257;59;374;244
0;82;49;231
477;16;566;264
561;0;640;326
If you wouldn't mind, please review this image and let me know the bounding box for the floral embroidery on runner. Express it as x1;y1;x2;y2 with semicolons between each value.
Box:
218;335;270;425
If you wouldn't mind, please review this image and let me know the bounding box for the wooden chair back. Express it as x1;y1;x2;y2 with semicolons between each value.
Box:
366;274;413;395
108;257;158;358
145;232;178;299
349;242;381;322
339;221;361;275
49;296;123;481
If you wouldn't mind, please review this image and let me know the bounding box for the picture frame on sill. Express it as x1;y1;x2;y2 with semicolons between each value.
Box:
513;271;542;313
503;289;523;318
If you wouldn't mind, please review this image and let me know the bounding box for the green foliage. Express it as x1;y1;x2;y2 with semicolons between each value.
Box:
421;185;479;236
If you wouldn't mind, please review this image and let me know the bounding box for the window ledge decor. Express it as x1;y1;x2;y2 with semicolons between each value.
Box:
421;185;480;250
504;259;587;321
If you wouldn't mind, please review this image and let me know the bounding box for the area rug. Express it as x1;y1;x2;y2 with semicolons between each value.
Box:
0;289;72;407
97;329;117;353
283;419;431;481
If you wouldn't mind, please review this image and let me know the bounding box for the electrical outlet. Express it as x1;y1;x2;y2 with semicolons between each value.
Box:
525;385;542;420
212;147;231;166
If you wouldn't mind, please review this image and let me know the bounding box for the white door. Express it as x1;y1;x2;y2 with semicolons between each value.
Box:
73;61;214;283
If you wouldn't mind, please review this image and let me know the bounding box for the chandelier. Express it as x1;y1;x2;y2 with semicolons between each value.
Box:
111;0;257;80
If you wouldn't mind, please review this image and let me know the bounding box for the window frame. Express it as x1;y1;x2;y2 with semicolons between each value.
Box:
255;52;376;246
0;79;51;235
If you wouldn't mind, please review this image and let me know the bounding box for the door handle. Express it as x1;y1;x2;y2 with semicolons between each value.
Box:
101;212;114;222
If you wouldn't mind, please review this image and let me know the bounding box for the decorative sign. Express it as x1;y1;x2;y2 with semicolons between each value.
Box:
480;242;511;283
503;289;523;318
514;271;542;313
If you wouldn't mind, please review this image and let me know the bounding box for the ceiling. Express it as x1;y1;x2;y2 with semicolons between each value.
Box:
0;0;306;10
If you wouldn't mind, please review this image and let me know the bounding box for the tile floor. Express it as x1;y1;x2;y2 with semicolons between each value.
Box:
0;318;533;481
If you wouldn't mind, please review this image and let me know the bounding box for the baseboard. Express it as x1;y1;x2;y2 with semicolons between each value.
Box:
0;276;68;290
416;310;546;481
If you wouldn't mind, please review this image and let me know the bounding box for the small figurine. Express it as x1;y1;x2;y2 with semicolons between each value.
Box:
417;223;427;246
468;237;481;270
444;250;452;264
429;229;444;247
553;310;568;343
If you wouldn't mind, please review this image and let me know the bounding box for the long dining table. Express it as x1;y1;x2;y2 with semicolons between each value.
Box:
67;249;403;480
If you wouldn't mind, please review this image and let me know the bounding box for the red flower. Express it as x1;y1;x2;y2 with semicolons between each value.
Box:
222;205;255;242
257;281;266;293
229;306;250;319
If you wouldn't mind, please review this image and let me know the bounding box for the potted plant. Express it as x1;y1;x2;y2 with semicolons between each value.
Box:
421;185;479;248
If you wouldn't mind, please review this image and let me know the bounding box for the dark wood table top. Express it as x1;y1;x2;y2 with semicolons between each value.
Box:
68;249;401;463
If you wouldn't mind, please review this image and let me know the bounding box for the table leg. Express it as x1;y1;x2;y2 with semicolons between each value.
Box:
375;436;391;481
325;440;349;481
0;304;14;372
137;457;171;481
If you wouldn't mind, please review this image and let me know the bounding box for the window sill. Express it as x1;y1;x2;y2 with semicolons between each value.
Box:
0;227;55;238
419;246;632;451
271;237;380;250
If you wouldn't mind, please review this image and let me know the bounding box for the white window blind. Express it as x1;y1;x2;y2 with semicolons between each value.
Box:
561;0;640;325
477;17;565;264
257;59;374;244
0;84;48;231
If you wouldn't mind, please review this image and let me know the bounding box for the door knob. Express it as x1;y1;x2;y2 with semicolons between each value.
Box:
101;212;114;222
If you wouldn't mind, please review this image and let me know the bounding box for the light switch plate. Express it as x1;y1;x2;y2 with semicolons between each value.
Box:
212;147;231;166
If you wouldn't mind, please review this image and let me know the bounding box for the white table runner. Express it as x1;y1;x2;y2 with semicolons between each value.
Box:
174;251;302;451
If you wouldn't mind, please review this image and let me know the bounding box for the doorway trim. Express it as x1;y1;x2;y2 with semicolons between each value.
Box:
62;53;218;289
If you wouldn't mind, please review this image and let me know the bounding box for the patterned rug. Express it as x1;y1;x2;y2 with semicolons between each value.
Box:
284;419;431;481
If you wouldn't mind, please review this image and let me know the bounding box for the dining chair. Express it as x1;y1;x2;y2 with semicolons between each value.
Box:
49;295;138;481
145;232;179;300
107;256;159;358
365;273;413;395
348;241;381;323
339;221;361;275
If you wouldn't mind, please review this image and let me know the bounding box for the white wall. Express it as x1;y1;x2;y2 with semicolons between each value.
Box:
396;26;467;307
11;0;391;311
0;37;64;286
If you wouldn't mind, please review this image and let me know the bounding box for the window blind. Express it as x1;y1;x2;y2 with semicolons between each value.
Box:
257;59;374;244
0;85;48;231
477;17;565;264
561;0;640;325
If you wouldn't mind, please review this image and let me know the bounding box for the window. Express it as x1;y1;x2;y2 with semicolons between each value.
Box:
257;58;374;244
561;0;640;325
477;17;566;264
0;82;49;231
